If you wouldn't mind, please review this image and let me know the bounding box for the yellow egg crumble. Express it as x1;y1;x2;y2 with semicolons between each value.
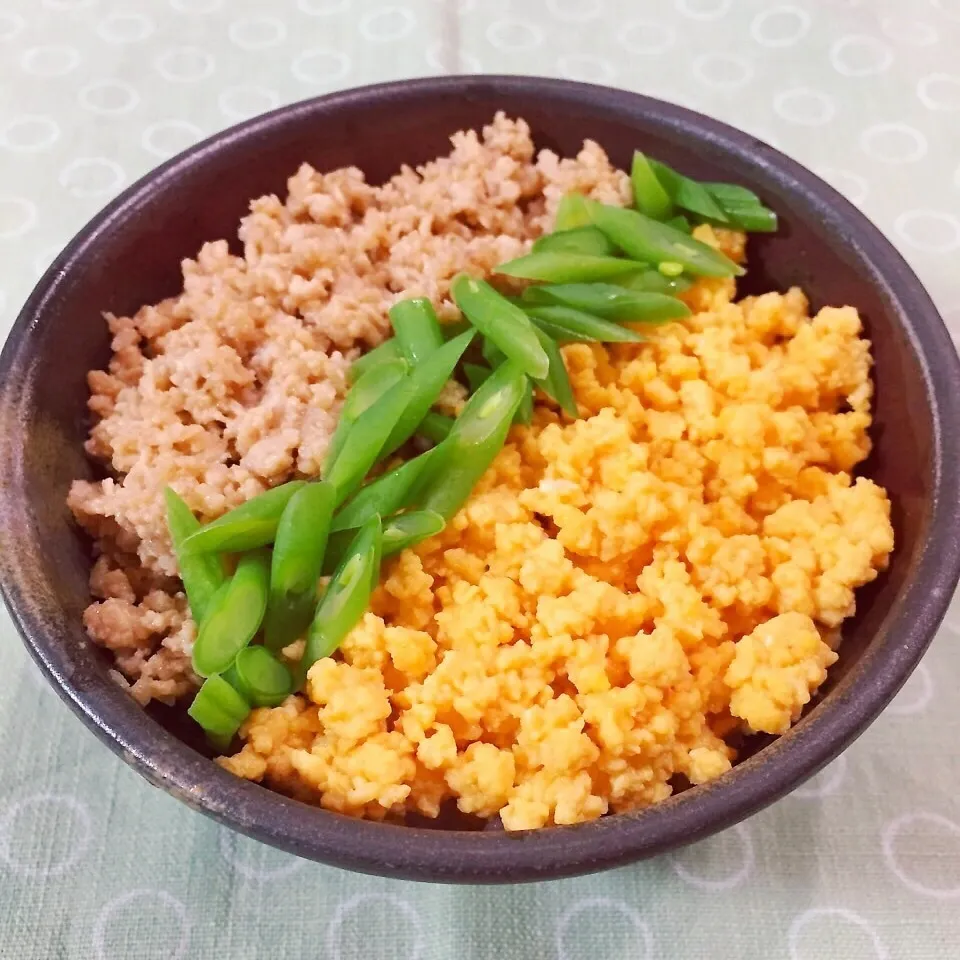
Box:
219;227;894;830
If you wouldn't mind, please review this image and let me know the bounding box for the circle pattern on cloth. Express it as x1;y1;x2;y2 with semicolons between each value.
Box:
815;166;869;205
895;211;960;254
141;120;204;159
93;890;190;960
0;13;26;41
880;17;939;46
0;195;38;240
750;5;811;47
228;16;287;50
670;822;754;889
96;13;155;44
886;661;935;714
78;79;140;116
42;0;96;9
546;0;604;21
297;0;352;13
916;73;960;111
20;45;82;77
882;811;960;899
218;829;307;880
169;0;225;13
486;19;543;53
154;46;215;82
58;158;126;199
859;123;928;163
557;54;615;84
0;116;61;153
291;48;351;85
425;42;481;75
556;898;652;960
931;0;960;23
773;87;837;125
218;85;280;121
675;0;732;20
619;20;677;55
327;894;423;960
829;35;894;77
0;793;91;876
359;6;417;42
788;908;887;960
792;753;849;798
692;53;755;90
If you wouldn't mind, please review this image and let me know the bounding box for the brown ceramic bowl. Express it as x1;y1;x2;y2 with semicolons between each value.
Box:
1;76;959;884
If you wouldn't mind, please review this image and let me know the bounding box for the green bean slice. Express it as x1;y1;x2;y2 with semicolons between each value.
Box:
464;362;493;393
323;509;445;575
616;269;692;295
192;549;270;678
416;362;528;520
389;298;444;366
416;411;454;445
325;358;407;472
379;328;476;460
649;159;729;224
531;326;577;417
451;274;549;381
188;674;251;746
301;514;382;675
526;305;645;343
225;646;293;708
331;449;437;532
523;283;691;323
704;182;761;206
179;481;307;556
164;487;226;623
495;252;646;284
554;192;592;230
631;151;673;220
263;482;335;653
348;337;404;384
531;226;617;257
587;200;742;278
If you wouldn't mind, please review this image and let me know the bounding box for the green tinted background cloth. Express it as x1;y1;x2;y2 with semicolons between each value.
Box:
2;0;960;957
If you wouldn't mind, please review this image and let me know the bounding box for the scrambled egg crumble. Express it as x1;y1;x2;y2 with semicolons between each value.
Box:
220;228;894;830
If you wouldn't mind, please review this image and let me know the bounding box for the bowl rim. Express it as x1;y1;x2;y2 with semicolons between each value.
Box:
3;74;960;884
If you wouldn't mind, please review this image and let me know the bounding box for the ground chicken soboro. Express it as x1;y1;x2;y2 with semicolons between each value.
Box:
69;115;895;830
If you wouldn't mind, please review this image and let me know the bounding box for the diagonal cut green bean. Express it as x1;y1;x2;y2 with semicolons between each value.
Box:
323;510;445;575
526;305;645;343
649;158;729;224
704;182;761;206
464;362;492;393
495;252;644;284
192;549;270;678
224;646;293;707
515;377;534;426
264;481;336;653
587;200;743;278
531;326;577;417
188;674;251;747
481;335;507;369
631;151;674;220
348;337;404;384
164;487;226;623
523;283;691;323
179;481;307;556
616;269;692;296
531;226;617;257
379;328;476;460
415;361;528;520
301;514;382;678
389;298;444;366
554;192;592;231
331;448;438;532
451;274;549;381
416;411;454;445
325;358;407;472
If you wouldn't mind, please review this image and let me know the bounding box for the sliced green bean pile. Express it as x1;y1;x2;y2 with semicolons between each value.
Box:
168;146;777;747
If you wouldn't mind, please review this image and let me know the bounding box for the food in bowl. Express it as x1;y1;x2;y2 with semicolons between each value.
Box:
68;114;894;831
